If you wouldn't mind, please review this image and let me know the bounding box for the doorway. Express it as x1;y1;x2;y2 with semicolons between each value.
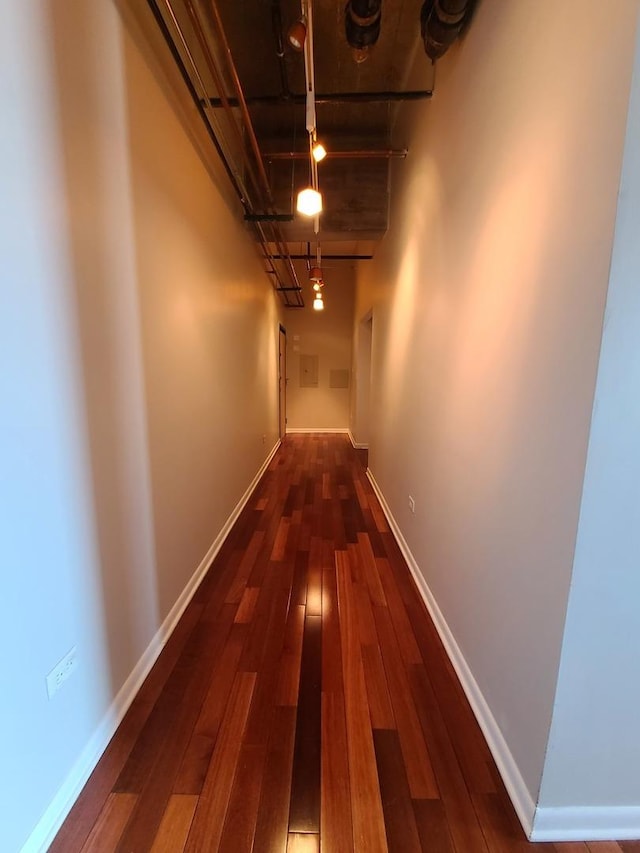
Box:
278;325;287;439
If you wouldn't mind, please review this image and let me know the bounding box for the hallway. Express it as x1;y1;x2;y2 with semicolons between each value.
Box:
50;435;636;852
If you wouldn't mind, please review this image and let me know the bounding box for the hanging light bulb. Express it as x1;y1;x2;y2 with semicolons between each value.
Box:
287;17;307;51
297;188;323;216
313;281;322;292
312;141;327;162
313;293;324;311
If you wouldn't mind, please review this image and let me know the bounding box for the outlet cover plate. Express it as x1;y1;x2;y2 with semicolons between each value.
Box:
46;646;77;699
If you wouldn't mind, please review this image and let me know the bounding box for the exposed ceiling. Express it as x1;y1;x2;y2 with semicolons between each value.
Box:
145;0;445;303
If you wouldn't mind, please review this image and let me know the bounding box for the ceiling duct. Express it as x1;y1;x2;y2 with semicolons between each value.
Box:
420;0;475;61
345;0;382;62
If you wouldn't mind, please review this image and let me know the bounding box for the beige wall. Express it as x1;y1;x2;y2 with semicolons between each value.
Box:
354;0;638;822
285;263;355;431
1;2;281;849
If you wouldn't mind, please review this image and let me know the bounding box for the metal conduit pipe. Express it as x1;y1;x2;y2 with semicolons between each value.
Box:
263;149;407;160
149;0;303;306
183;0;269;211
205;89;432;108
420;0;476;61
271;0;292;99
208;0;303;303
146;0;246;205
184;4;301;306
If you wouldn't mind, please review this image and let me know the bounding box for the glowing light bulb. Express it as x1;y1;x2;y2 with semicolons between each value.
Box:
313;295;324;311
296;188;323;216
312;142;327;162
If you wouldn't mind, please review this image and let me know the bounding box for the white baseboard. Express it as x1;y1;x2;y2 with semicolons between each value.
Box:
286;427;350;434
23;440;281;853
366;467;537;840
347;429;368;449
531;806;640;842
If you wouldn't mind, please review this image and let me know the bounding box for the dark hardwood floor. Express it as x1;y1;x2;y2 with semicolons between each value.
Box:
51;434;639;852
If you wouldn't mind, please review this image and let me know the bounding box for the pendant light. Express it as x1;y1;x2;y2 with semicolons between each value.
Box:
297;187;323;216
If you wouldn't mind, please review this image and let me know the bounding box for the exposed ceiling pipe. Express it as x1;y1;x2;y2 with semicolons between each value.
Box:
271;0;293;100
184;0;268;211
205;89;432;108
264;148;407;160
420;0;476;61
270;254;374;261
150;0;304;306
345;0;382;63
146;0;248;205
208;0;279;212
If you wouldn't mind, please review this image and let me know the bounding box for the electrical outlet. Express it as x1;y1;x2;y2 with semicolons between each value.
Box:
46;646;77;699
408;495;416;514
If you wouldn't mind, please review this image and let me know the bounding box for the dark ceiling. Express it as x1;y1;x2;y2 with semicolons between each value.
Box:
146;0;438;302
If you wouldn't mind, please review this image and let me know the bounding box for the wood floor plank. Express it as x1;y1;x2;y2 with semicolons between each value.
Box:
184;671;256;852
408;662;489;852
321;565;345;696
149;795;198;853
253;706;297;853
243;588;293;746
225;530;265;603
80;793;137;853
373;728;422;852
218;743;267;853
373;604;439;799
361;642;396;730
412;799;455;853
471;792;531;852
289;613;322;832
352;579;379;647
288;832;320;852
173;622;247;794
357;533;388;606
277;603;306;706
272;517;292;561
375;556;422;665
321;691;354;853
336;550;388;852
391;560;497;794
234;585;259;623
115;606;238;850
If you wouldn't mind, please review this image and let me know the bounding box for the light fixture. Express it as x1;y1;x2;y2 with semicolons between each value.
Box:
312;141;327;162
313;294;324;311
287;17;307;51
309;266;322;282
297;187;323;216
313;281;322;292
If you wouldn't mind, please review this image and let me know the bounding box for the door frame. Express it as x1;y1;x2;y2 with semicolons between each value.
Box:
278;324;287;438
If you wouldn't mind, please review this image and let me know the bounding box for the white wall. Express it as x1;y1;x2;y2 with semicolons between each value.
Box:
0;2;280;850
537;17;640;819
285;264;355;430
355;0;638;823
